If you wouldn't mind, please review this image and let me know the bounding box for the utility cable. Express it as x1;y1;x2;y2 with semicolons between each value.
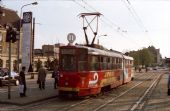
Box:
122;0;154;46
72;0;144;49
80;0;143;48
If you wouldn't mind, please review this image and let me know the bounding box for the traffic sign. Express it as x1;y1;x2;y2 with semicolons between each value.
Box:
67;33;76;44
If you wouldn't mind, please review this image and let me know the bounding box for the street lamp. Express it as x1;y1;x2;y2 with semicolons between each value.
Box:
17;2;38;72
97;34;107;45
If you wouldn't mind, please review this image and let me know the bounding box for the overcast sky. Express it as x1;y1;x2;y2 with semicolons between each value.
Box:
1;0;170;58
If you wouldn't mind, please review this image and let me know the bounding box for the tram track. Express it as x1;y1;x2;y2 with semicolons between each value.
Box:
57;72;155;111
129;73;163;111
14;72;156;111
55;73;156;111
92;73;157;111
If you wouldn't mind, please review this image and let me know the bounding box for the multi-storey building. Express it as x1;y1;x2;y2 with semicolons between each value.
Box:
34;43;65;63
0;7;20;70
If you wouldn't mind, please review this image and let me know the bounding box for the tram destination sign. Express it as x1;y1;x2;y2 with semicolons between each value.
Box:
61;49;75;54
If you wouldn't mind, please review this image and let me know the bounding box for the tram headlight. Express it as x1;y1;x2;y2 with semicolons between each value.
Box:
65;82;68;86
60;74;63;77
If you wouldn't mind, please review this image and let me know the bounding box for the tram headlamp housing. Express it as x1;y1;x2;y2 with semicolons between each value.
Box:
65;82;68;86
60;74;63;77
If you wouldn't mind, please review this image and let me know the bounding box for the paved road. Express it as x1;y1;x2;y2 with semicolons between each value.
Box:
0;70;170;111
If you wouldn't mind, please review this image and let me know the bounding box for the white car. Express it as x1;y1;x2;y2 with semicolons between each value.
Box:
0;70;19;86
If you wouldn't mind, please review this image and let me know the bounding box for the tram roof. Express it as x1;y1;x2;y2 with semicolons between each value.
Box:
60;45;133;60
123;55;134;60
76;45;123;58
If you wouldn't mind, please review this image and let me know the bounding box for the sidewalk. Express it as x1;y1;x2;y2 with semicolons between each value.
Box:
0;73;58;106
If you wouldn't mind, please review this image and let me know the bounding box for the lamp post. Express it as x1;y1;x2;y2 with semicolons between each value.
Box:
17;2;38;72
97;34;107;45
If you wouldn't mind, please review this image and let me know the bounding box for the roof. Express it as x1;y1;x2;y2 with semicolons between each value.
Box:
0;7;20;30
61;45;133;60
123;55;134;61
34;49;43;56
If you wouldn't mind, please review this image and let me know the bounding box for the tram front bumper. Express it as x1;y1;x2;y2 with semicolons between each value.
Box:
58;87;80;92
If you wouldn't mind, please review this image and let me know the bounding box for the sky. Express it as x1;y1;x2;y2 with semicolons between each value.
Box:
1;0;170;58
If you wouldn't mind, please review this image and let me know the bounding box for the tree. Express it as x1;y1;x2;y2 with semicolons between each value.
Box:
148;46;157;63
139;48;154;67
128;51;139;66
128;47;154;67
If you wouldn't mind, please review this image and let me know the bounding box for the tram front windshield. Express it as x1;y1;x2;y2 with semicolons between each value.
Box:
61;49;76;71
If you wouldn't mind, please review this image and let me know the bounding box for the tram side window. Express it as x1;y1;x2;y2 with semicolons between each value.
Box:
108;57;112;70
78;49;87;71
113;58;121;69
119;58;122;69
88;55;100;71
130;60;133;66
100;56;107;70
125;59;129;68
61;55;76;71
112;57;116;69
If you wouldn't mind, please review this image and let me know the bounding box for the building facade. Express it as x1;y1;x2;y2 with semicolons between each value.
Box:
0;7;20;71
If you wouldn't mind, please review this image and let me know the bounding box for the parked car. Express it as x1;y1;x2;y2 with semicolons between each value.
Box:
153;67;158;70
0;68;19;86
0;69;6;87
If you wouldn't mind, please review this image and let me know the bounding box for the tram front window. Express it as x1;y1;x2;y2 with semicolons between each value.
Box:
61;55;76;71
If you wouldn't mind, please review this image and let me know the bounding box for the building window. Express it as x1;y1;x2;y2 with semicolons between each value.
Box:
13;60;17;71
0;32;2;42
0;59;3;67
6;60;9;68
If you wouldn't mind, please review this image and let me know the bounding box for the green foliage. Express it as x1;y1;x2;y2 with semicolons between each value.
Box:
128;46;156;67
148;46;157;63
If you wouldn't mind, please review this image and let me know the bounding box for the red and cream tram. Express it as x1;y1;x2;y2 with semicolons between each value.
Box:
58;45;134;97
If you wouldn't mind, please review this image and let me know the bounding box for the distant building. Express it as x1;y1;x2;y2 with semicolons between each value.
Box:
42;45;54;57
33;43;65;70
34;49;43;56
34;43;65;59
0;6;20;29
0;7;20;70
156;49;162;65
165;58;170;66
54;43;65;60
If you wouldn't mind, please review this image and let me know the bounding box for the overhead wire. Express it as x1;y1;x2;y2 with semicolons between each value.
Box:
72;0;92;12
72;0;147;50
122;0;154;46
80;0;143;48
82;0;125;32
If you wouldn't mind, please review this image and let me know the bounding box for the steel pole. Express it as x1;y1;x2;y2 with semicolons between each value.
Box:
8;39;11;99
32;18;35;68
